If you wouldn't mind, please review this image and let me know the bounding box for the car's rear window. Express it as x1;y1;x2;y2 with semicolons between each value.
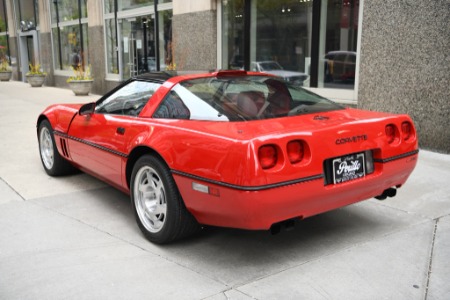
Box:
153;76;343;121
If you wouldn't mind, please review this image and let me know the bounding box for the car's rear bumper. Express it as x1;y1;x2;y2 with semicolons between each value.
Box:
173;152;418;230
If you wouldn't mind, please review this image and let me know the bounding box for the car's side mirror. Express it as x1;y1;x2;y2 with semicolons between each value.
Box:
79;102;96;116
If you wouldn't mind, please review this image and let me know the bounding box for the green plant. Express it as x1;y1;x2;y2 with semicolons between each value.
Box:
166;62;177;71
67;64;93;82
0;59;11;72
27;63;46;75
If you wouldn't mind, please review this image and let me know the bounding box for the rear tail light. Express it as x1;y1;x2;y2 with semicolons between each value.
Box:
385;124;396;144
287;140;304;164
401;121;412;141
258;145;277;169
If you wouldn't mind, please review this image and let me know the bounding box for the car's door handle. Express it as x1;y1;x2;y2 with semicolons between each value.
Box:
116;127;125;135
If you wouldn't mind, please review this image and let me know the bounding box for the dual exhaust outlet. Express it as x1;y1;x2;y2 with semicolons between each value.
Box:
375;187;397;200
270;187;398;235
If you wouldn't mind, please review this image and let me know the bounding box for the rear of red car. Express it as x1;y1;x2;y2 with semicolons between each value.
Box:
36;71;419;243
170;106;418;230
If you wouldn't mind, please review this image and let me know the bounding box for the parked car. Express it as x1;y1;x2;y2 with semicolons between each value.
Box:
37;70;418;244
251;61;309;86
324;50;356;82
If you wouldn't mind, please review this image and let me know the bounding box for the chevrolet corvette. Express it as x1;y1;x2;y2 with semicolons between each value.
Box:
37;70;419;244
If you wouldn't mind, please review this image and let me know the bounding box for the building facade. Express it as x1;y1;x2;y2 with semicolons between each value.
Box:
0;0;448;153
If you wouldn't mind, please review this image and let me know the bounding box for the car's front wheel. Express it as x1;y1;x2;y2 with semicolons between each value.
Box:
131;155;200;244
38;120;75;176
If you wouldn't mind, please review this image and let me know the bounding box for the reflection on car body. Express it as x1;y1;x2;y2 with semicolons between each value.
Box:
37;70;418;244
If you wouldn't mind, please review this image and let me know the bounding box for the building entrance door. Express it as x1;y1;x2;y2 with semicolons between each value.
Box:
18;30;39;82
119;15;155;80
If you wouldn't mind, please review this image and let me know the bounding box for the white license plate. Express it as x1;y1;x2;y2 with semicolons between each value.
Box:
332;153;366;184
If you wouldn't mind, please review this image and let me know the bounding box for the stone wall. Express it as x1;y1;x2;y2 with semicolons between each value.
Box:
172;10;217;71
358;0;450;153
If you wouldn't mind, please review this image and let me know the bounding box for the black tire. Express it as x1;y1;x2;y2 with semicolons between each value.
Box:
38;120;76;176
130;155;200;244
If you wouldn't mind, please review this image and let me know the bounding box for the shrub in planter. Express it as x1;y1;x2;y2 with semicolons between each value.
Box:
67;64;93;96
26;63;46;87
0;59;12;81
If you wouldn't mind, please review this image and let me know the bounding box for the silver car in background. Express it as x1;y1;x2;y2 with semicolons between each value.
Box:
251;61;309;86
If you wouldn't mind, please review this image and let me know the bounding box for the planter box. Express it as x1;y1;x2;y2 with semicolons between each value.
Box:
68;80;94;96
0;71;12;81
26;74;46;87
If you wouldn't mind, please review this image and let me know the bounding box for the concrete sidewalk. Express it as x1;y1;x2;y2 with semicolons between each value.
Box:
0;81;449;299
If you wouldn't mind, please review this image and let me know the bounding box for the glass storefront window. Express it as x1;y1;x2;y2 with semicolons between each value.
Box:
158;10;172;70
222;0;359;91
222;0;311;87
251;0;312;87
51;0;87;23
52;27;60;68
0;0;7;32
51;1;89;71
0;35;9;65
105;19;119;74
104;0;115;14
319;0;359;89
0;35;7;49
0;0;9;64
119;15;155;79
106;0;154;13
222;0;245;70
104;2;173;78
53;23;89;70
15;0;38;31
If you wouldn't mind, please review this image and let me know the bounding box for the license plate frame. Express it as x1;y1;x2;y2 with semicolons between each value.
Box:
332;152;366;184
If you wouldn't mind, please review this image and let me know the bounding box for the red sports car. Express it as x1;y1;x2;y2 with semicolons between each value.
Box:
37;70;419;244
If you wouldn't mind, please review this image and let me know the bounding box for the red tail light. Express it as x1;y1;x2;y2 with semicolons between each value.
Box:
401;122;412;140
385;124;396;144
287;140;304;164
258;145;277;169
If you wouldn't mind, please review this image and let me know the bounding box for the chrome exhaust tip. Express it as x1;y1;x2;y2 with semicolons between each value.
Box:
375;187;397;200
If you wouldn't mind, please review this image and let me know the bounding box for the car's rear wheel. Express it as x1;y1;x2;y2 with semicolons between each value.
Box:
131;155;200;244
38;120;75;176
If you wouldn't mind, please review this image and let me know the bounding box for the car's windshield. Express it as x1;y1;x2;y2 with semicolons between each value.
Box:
153;76;343;121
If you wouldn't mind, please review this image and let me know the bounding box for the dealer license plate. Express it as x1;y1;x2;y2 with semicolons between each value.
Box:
332;153;366;184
